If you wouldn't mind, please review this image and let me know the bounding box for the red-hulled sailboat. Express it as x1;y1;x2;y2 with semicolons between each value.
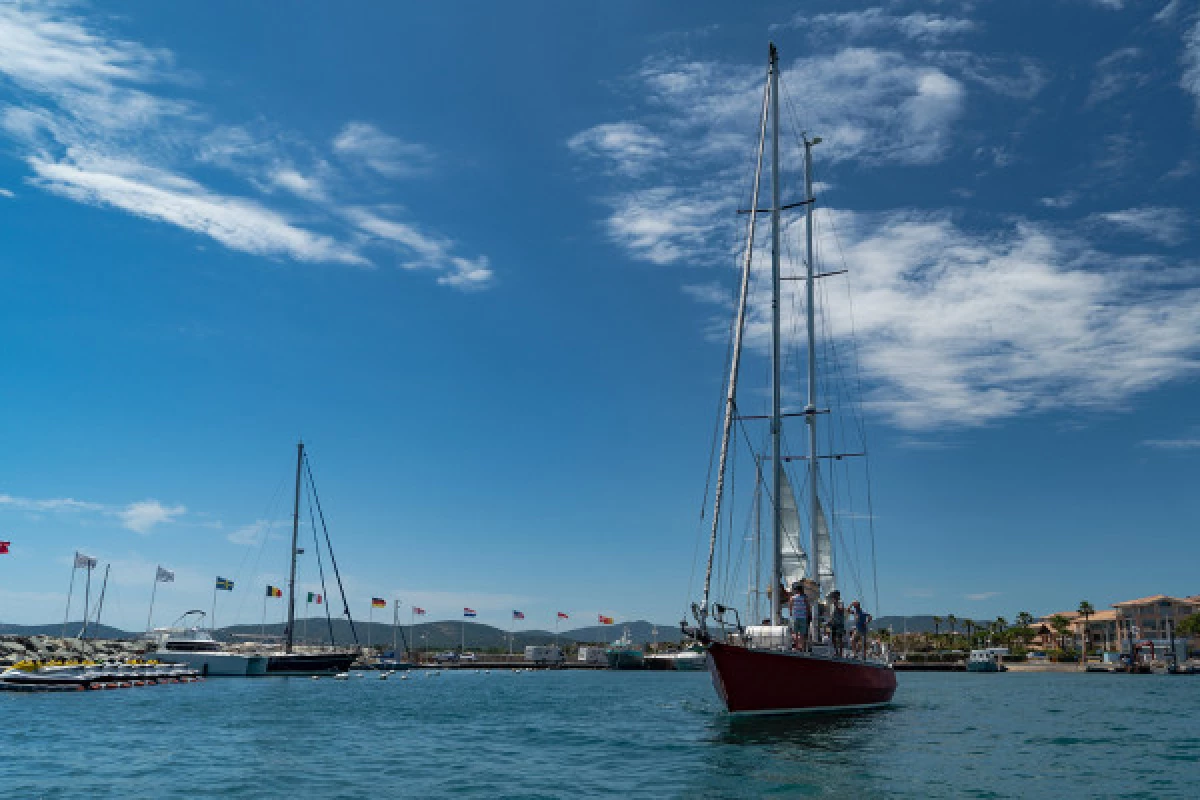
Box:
682;43;897;714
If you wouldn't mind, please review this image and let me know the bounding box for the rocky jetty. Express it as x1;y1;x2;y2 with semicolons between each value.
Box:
0;635;152;666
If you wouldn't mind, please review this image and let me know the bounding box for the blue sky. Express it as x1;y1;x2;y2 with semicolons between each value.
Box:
1;0;1198;633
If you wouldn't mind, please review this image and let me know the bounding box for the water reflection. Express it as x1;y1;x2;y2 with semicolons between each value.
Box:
712;706;893;749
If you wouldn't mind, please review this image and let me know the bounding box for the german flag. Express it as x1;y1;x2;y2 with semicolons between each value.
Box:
598;614;614;625
266;585;283;597
371;597;387;608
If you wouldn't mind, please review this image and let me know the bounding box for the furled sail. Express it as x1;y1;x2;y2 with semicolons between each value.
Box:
815;497;836;598
778;469;809;588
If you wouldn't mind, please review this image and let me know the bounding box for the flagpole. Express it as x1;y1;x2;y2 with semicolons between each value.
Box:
63;559;77;638
393;600;399;658
261;590;267;639
78;561;93;639
147;569;159;633
304;597;309;644
368;604;373;653
211;580;218;633
461;617;465;654
409;607;415;663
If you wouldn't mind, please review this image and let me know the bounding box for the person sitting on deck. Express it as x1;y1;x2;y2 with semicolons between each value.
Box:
850;601;872;660
828;591;846;657
788;581;811;651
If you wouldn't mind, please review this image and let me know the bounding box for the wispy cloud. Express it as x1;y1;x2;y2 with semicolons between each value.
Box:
116;500;186;534
1093;207;1188;246
1184;13;1200;115
332;121;434;178
0;5;490;290
567;122;665;177
966;591;1001;601
345;207;493;288
1142;438;1200;450
1087;47;1150;106
807;9;977;42
0;490;188;534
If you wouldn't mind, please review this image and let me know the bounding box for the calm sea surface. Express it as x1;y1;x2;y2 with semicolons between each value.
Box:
4;669;1198;798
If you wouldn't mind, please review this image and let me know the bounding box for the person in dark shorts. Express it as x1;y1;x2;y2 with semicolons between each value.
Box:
788;581;811;650
828;590;845;657
850;600;872;660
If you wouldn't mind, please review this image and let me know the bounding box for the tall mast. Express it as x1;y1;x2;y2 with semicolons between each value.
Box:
769;42;784;627
697;48;771;634
286;440;303;654
803;135;821;599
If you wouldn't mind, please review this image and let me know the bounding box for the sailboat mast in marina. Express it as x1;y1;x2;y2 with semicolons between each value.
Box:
685;43;897;714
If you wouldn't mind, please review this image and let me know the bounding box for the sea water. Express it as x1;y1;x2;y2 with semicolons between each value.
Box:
3;670;1198;797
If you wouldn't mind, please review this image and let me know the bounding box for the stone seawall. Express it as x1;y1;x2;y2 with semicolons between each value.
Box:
0;635;151;666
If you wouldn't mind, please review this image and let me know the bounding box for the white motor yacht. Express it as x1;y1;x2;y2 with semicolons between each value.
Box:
149;612;268;676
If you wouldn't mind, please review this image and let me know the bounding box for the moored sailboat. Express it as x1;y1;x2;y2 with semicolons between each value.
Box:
682;43;896;714
264;441;357;675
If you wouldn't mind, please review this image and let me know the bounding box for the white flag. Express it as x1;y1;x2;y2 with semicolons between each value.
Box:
74;551;97;569
156;566;175;583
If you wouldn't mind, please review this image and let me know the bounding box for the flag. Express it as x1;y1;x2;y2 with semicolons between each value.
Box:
216;577;235;591
266;585;282;597
464;608;477;617
513;610;525;620
598;615;614;625
557;612;569;619
371;598;387;608
0;541;9;555
156;566;175;583
74;552;97;569
413;607;426;615
307;592;323;604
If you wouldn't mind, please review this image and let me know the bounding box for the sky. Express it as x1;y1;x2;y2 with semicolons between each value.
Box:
0;0;1198;634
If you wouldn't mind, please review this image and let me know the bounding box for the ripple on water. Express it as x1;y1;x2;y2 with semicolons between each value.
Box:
4;671;1200;797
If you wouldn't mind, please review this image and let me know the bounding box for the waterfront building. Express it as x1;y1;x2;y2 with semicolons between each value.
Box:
1071;609;1118;654
1112;595;1198;660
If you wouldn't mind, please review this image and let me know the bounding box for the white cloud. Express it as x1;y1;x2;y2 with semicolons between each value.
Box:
756;210;1200;429
966;591;1001;601
118;500;186;534
0;493;104;512
346;207;493;289
0;5;491;289
1142;438;1200;450
809;9;976;42
604;186;729;265
1184;15;1200;114
332;121;433;178
1039;191;1079;209
1093;207;1188;246
1087;47;1149;106
227;519;270;546
0;187;14;198
268;165;327;202
1154;1;1182;24
567;122;665;177
30;151;369;264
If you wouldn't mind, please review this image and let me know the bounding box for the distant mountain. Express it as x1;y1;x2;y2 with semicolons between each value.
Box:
214;618;681;650
0;622;136;640
0;618;684;650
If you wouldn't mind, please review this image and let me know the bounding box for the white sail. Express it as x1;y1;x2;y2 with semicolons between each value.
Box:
815;497;836;598
778;470;809;588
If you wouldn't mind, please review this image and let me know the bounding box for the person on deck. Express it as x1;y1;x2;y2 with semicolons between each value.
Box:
850;601;872;660
788;581;811;651
828;591;846;657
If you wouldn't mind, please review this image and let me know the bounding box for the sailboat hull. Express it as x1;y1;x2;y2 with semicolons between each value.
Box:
707;642;897;714
266;652;357;675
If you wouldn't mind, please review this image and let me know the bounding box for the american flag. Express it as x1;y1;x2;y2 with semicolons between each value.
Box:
512;610;525;620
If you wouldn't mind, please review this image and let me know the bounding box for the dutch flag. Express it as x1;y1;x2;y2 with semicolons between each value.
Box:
463;607;477;617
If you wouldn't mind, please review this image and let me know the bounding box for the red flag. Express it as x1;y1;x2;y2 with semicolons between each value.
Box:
413;607;426;615
557;612;569;619
598;614;614;625
0;541;9;554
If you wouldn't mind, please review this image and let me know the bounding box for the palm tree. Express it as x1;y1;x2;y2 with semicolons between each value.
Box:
1016;611;1034;628
932;616;943;646
963;619;975;648
947;614;958;649
1050;614;1072;654
1077;601;1095;666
